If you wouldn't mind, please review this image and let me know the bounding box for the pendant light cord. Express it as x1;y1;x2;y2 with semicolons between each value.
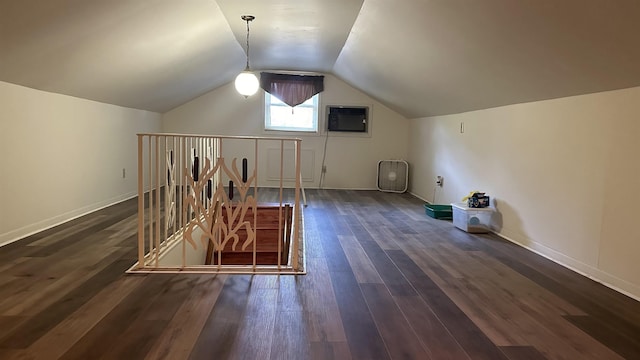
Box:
245;18;251;70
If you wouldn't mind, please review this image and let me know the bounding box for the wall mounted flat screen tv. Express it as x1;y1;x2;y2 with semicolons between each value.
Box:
327;106;368;132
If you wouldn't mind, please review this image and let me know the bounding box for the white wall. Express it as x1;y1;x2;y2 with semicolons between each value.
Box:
162;74;409;189
0;81;162;245
408;86;640;300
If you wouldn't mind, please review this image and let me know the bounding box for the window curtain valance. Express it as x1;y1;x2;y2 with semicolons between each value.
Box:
260;72;324;107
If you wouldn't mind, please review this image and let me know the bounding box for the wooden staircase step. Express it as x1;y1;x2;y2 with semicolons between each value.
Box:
211;252;283;265
205;203;293;266
218;228;281;252
222;205;289;228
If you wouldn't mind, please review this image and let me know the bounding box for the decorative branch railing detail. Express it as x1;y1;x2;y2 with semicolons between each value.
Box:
182;157;257;254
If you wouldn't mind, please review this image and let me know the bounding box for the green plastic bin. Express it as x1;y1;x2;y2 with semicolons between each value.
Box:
424;204;453;220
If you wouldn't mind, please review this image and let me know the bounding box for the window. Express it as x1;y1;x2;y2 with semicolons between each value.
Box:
265;92;319;132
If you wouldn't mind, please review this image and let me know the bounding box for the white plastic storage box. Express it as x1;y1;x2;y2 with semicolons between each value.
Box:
451;203;494;233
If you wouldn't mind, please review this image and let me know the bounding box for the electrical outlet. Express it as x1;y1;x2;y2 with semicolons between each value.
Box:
436;176;443;187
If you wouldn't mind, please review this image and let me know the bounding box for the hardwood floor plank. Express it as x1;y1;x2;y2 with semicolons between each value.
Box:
23;275;144;360
425;275;527;347
516;294;623;359
340;214;416;296
0;316;26;345
401;235;625;359
0;349;25;360
404;239;549;346
402;234;466;279
299;211;325;260
360;284;432;359
1;247;122;316
0;252;135;349
337;235;383;284
386;249;510;360
309;341;351;360
423;265;604;358
564;315;640;360
1;240;109;284
358;238;417;296
103;215;139;242
0;276;52;315
475;234;640;352
0;258;30;277
308;210;351;273
188;275;252;360
329;271;390;360
104;320;168;360
499;346;547;360
393;295;471;360
0;211;109;263
26;215;109;248
430;231;632;358
376;210;419;235
98;276;206;360
313;204;389;357
145;275;227;360
298;258;348;342
140;275;203;321
366;225;403;251
56;274;175;360
1;189;639;359
229;288;278;360
464;250;587;317
269;310;310;360
276;274;304;313
26;207;134;258
479;232;640;318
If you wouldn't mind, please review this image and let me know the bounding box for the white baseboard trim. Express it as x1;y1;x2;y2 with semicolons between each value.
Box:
313;187;377;191
0;191;137;248
409;191;430;204
494;231;640;302
258;185;378;191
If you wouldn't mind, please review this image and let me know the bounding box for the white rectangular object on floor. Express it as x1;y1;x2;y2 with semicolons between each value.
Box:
451;203;494;233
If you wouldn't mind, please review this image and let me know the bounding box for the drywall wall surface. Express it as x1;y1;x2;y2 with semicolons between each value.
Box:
596;88;640;292
408;86;640;299
158;227;206;267
162;74;409;189
0;81;162;245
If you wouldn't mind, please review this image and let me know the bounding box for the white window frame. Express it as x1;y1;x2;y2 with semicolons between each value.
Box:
264;92;320;133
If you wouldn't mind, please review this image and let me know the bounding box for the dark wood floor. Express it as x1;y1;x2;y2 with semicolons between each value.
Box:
1;189;639;360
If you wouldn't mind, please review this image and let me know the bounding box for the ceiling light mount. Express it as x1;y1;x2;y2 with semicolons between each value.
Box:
235;14;259;97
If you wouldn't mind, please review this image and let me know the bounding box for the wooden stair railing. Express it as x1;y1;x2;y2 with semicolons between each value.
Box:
204;203;293;265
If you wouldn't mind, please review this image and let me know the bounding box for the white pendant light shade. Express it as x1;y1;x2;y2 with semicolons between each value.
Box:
235;71;259;97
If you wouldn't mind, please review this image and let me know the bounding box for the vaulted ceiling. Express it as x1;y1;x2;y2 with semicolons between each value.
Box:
2;0;640;118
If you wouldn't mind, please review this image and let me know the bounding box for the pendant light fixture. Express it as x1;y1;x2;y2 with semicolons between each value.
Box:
234;15;259;97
